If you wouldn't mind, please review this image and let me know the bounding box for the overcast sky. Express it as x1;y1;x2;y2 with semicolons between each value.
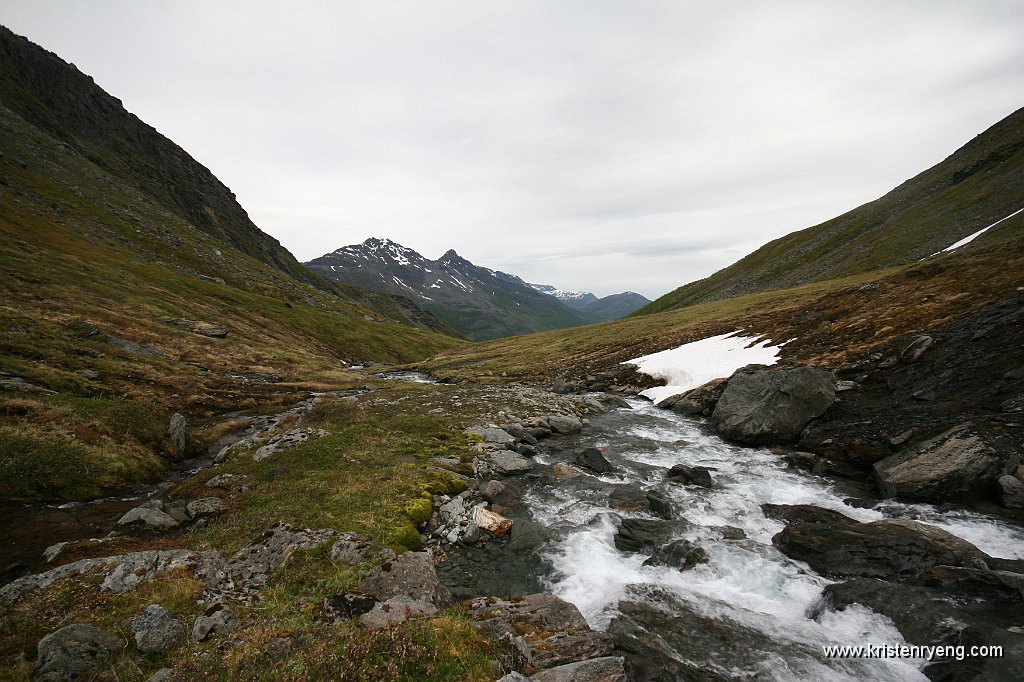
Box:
3;1;1023;298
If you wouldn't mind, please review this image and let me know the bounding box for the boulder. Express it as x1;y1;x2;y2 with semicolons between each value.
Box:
771;508;989;580
608;485;647;512
359;597;438;629
34;624;124;682
329;532;374;565
491;451;532;476
117;506;180;530
613;519;675;554
481;480;522;507
466;593;614;670
574;448;614;474
168;413;187;453
322;593;376;622
666;464;714;487
609;584;821;681
163;318;229;338
711;366;835;445
186;497;226;519
191;603;241;641
547;415;583;435
466;425;516;446
531;656;628;682
357;551;452;607
129;604;185;653
228;523;338;592
900;335;934;363
645;490;674;520
873;424;1020;502
552;463;585;481
999;475;1024;508
642;539;707;570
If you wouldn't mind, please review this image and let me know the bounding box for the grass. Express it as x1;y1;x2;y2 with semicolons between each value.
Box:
641;106;1024;313
421;237;1024;383
0;378;556;679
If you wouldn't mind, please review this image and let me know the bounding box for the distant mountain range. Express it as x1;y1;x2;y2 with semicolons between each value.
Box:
529;284;650;322
305;239;648;340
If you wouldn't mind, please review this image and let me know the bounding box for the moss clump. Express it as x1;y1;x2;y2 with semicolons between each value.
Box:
405;495;434;526
389;524;423;551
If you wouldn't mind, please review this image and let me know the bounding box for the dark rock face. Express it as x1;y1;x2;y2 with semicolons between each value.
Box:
466;593;614;670
770;506;989;579
642;539;707;570
873;424;1020;503
666;464;715;487
613;519;675;554
321;593;376;622
609;585;823;682
711;366;835;445
797;293;1024;482
645;491;675;520
816;572;1024;681
0;26;313;282
34;624;124;681
608;485;648;512
574;448;614;474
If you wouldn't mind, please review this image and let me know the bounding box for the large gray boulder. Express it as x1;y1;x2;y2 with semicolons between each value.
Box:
873;424;1021;503
769;505;989;580
531;656;628;682
191;604;241;641
711;366;835;445
357;551;452;607
466;593;614;670
168;413;187;453
128;604;185;653
34;624;124;681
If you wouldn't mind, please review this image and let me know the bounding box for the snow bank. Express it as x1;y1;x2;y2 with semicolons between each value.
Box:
931;206;1024;257
625;332;784;403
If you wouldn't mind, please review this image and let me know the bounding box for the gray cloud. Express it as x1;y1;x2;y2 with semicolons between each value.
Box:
3;0;1023;298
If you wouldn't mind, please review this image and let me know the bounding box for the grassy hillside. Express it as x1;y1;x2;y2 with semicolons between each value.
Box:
421;235;1024;384
0;73;462;502
642;106;1024;313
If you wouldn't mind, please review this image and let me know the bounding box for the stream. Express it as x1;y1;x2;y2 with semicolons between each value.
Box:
465;398;1024;680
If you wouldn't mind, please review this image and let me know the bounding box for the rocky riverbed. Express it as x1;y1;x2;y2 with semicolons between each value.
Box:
436;396;1024;681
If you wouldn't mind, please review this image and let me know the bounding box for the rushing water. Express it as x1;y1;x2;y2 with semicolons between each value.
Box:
520;398;1024;680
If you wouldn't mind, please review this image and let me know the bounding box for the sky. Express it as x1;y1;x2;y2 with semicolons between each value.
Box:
3;1;1023;299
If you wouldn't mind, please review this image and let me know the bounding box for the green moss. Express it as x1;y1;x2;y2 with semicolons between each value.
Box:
389;524;423;551
405;496;434;526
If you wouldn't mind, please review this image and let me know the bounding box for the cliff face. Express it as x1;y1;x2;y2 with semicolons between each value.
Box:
0;25;306;279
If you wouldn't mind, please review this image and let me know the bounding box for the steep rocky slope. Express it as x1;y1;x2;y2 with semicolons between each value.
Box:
0;28;462;504
642;105;1024;313
306;238;591;340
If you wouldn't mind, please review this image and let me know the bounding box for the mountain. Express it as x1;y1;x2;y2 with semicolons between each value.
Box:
529;284;599;310
305;239;591;340
582;291;651;321
0;25;452;336
530;284;650;321
0;27;462;503
641;106;1024;314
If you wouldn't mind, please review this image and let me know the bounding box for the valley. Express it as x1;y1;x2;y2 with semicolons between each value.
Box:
1;20;1023;682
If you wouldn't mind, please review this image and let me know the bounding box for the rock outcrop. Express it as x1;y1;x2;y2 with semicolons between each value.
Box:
711;366;835;445
873;423;1020;502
